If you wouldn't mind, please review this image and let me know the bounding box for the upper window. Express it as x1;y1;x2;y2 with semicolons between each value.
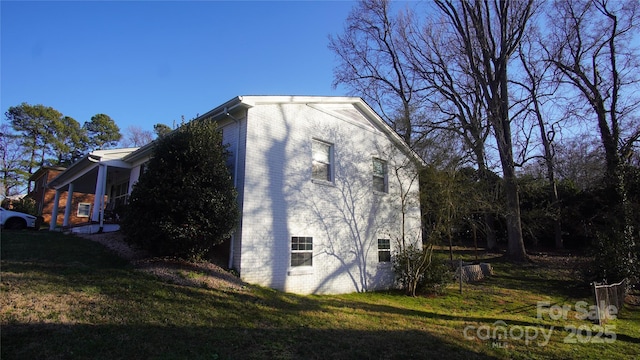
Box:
373;158;387;193
77;203;91;218
378;238;391;262
312;140;333;182
291;236;313;267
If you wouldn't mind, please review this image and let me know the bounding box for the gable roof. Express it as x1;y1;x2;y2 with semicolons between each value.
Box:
196;95;426;167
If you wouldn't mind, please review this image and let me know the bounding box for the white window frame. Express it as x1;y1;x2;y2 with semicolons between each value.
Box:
312;139;333;183
290;236;313;267
378;238;391;262
373;158;388;193
77;203;91;218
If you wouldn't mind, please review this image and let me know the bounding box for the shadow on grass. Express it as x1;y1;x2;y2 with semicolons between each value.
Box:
0;233;495;359
1;323;499;360
476;256;593;300
4;232;639;359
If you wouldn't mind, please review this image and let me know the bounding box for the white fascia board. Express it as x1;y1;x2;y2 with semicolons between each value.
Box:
239;95;361;107
194;95;361;123
196;96;249;121
92;148;139;159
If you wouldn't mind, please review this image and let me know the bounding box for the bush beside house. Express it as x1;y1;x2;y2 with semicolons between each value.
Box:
121;118;239;259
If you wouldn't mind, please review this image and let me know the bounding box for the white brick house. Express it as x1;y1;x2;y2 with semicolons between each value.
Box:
48;96;424;295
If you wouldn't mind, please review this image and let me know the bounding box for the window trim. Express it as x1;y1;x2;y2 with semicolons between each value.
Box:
373;158;388;193
377;238;391;263
290;236;313;267
77;203;91;218
311;139;334;184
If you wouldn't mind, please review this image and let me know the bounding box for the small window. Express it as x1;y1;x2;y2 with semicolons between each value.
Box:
77;203;91;218
312;140;332;182
378;239;391;262
373;158;387;193
291;236;313;267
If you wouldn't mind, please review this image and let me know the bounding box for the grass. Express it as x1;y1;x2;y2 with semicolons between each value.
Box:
1;231;639;359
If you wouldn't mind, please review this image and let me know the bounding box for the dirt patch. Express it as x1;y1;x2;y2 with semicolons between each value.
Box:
76;231;247;292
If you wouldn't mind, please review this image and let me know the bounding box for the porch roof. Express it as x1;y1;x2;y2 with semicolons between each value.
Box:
48;148;139;193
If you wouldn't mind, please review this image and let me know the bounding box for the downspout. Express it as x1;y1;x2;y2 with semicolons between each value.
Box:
225;108;242;270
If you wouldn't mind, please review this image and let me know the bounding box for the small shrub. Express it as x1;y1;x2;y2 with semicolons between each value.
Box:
418;259;451;295
393;245;451;296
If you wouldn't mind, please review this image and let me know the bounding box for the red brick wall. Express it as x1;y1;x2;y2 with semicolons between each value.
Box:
42;189;98;226
29;168;104;226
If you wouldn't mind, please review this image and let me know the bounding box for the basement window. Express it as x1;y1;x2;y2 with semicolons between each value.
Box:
291;236;313;267
378;239;391;262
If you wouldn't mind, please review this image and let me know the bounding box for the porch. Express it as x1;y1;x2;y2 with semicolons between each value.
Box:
46;149;143;231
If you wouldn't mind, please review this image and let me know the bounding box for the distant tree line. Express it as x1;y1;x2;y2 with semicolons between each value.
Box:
1;102;172;197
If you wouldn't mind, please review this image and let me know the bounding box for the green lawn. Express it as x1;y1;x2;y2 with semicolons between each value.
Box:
1;231;639;359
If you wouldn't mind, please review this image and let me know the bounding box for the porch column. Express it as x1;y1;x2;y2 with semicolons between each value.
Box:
49;189;61;230
92;164;108;222
63;183;74;227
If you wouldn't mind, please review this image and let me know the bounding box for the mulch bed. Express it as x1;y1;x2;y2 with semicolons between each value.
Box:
76;231;247;292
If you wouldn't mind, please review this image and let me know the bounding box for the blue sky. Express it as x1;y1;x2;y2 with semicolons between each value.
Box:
1;0;355;133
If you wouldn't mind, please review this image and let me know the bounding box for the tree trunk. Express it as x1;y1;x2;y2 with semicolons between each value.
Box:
484;212;498;251
536;97;563;249
502;160;527;262
497;64;527;262
474;146;497;251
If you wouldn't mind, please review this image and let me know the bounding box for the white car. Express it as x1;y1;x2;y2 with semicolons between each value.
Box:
0;208;37;230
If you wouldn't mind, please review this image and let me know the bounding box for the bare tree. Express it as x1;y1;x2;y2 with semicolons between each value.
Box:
403;5;499;249
328;0;429;146
122;126;154;147
544;0;639;280
554;136;606;190
432;0;535;261
330;0;534;259
0;124;28;197
512;29;564;248
545;0;639;183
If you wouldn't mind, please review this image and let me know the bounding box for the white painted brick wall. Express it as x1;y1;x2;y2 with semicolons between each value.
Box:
237;102;421;294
